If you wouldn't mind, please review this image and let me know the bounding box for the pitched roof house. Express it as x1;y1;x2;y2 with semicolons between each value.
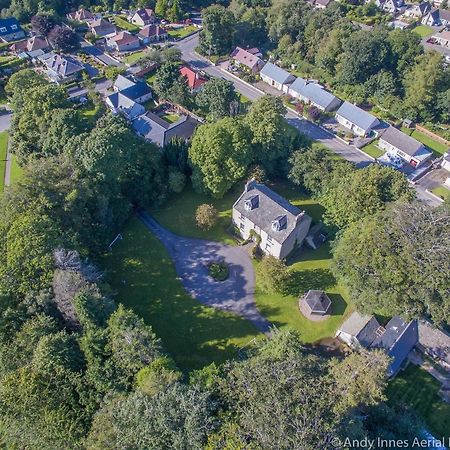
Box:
133;111;200;147
404;1;431;18
296;83;342;112
67;8;95;22
260;62;296;93
336;312;383;348
313;0;333;8
422;8;450;26
232;180;312;260
130;8;155;27
335;101;380;137
106;92;145;120
287;76;307;98
379;126;432;167
113;74;153;102
107;31;141;52
138;24;167;44
180;66;207;91
43;54;85;84
433;29;450;48
371;317;418;377
230;47;265;73
0;17;25;43
88;18;116;37
10;36;48;54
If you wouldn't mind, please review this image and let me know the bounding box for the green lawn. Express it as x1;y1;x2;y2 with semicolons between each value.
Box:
431;185;450;201
0;131;8;192
123;49;151;66
145;71;157;85
111;15;139;33
0;55;25;71
9;155;23;186
387;364;450;437
412;24;434;38
401;127;449;157
101;216;260;372
361;140;384;159
167;25;198;40
161;113;180;123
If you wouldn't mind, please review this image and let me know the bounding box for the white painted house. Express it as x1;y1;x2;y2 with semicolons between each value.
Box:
336;312;383;348
259;62;295;93
378;126;433;168
232;180;312;260
335;101;380;137
296;83;342;112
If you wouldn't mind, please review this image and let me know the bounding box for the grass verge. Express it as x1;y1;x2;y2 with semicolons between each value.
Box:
0;131;8;192
431;185;450;201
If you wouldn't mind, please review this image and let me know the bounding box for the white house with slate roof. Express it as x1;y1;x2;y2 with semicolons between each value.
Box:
378;126;432;168
336;312;383;348
335;101;380;137
260;62;295;93
287;77;307;99
232;180;312;259
296;83;341;112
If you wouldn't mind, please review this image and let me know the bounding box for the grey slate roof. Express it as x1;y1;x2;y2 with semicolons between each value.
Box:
45;54;84;77
106;92;144;119
380;126;426;156
0;18;23;37
133;112;200;147
303;290;331;313
298;83;340;110
338;312;381;347
289;76;307;95
371;317;418;376
233;181;310;245
336;101;379;132
260;62;295;85
418;319;450;367
114;74;135;91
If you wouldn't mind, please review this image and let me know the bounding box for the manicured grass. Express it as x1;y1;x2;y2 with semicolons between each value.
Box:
0;55;25;70
431;185;450;201
167;25;198;40
145;71;157;85
161;113;179;123
9;155;23;186
361;140;384;159
101;216;260;372
412;24;433;38
150;183;242;245
387;364;450;438
111;15;139;33
401;127;449;157
123;49;151;66
0;131;8;192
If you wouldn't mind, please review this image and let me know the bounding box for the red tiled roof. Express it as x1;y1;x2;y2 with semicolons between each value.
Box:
180;66;207;90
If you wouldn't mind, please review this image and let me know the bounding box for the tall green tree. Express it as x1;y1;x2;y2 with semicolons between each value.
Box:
200;4;235;56
196;78;238;121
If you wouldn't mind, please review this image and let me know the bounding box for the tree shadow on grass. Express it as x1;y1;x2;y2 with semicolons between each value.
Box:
328;293;347;316
285;268;337;297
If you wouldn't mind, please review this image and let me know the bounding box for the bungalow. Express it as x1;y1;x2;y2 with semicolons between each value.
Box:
422;8;450;26
296;83;341;112
133;111;200;147
129;8;155;27
230;47;265;73
378;126;433;168
43;54;85;84
404;1;431;18
10;36;48;54
0;18;25;43
180;65;207;92
336;313;419;377
67;8;95;23
335;101;380;137
113;74;153;103
88;18;116;37
138;24;167;44
287;76;307;99
433;30;450;48
105;92;145;120
260;62;295;93
335;312;383;348
107;31;141;52
232;179;312;260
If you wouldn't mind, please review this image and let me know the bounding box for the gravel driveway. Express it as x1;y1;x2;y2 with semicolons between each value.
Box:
137;210;271;333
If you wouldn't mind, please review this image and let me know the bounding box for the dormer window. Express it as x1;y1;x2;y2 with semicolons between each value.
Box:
0;27;6;32
11;25;17;30
271;215;287;232
244;194;259;211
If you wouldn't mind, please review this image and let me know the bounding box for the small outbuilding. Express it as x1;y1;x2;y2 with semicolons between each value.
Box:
300;290;332;320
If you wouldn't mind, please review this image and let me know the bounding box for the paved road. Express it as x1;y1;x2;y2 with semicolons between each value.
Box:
176;33;442;206
80;40;122;67
137;210;272;334
0;112;12;132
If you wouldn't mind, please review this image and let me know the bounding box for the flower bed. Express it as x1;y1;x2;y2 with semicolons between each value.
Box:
208;262;229;282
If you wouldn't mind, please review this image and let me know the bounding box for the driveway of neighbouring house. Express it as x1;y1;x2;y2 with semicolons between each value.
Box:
137;210;271;334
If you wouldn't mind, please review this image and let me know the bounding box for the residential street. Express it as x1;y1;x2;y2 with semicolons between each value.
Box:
175;33;442;207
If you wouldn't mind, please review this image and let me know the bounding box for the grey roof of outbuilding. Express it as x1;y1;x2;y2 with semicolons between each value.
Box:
114;74;135;91
233;181;309;245
380;126;425;156
336;101;379;131
298;83;340;109
338;311;382;347
289;76;307;94
303;290;331;313
260;62;295;85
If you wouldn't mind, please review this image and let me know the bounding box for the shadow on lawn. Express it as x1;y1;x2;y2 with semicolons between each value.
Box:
285;268;337;297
